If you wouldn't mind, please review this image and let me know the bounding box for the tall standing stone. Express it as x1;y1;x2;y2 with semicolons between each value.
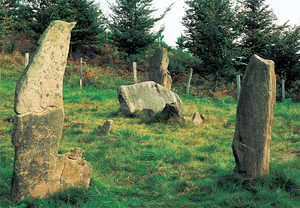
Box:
12;20;91;202
149;48;172;89
232;54;276;177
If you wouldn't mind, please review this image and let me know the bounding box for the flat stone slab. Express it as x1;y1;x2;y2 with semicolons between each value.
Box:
118;81;182;115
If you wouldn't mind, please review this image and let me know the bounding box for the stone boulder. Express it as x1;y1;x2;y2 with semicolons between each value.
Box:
118;81;182;115
232;54;276;177
11;20;91;202
149;48;172;89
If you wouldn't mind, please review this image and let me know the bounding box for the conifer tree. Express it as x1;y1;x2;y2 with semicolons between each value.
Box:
237;0;300;83
14;0;106;53
181;0;240;79
108;0;172;59
0;0;16;52
236;0;279;59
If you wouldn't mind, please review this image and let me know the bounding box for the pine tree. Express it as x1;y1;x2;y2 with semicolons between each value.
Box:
269;26;300;87
236;0;279;59
0;0;15;52
14;0;106;53
108;0;171;59
182;0;240;79
237;0;300;84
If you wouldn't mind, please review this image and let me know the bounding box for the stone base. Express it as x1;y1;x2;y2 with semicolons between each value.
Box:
12;147;91;201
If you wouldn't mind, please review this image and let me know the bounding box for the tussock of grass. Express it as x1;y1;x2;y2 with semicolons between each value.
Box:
0;54;299;207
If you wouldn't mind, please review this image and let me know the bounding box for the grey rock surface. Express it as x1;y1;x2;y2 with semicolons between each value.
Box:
232;54;276;177
11;20;91;202
14;20;75;115
99;119;113;135
118;81;182;115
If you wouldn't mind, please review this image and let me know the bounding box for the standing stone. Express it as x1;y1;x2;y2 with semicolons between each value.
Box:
12;20;91;202
232;54;276;177
149;48;172;89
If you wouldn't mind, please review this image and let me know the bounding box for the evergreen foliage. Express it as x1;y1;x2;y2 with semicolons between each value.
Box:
268;26;300;81
13;0;106;53
236;0;281;59
181;0;240;80
0;0;299;83
108;0;172;59
180;0;300;83
168;49;202;77
0;0;15;52
237;0;300;84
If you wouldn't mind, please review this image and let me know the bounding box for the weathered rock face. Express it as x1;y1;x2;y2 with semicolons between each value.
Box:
14;21;75;115
11;20;91;202
118;81;182;115
149;48;172;89
232;54;276;177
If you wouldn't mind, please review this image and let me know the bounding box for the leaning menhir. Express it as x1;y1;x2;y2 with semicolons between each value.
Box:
149;48;172;89
11;20;91;202
232;54;276;177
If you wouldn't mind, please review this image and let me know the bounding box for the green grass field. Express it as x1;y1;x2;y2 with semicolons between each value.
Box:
0;54;299;207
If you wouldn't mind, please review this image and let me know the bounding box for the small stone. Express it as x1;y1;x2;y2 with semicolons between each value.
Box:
99;119;113;135
191;112;203;125
183;112;204;125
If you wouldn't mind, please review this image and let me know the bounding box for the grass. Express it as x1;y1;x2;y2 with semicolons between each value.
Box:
0;53;299;207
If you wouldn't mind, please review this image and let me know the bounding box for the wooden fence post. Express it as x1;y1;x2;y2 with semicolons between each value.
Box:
236;74;241;100
25;52;29;67
80;57;83;89
282;79;286;100
133;62;137;83
186;68;193;94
